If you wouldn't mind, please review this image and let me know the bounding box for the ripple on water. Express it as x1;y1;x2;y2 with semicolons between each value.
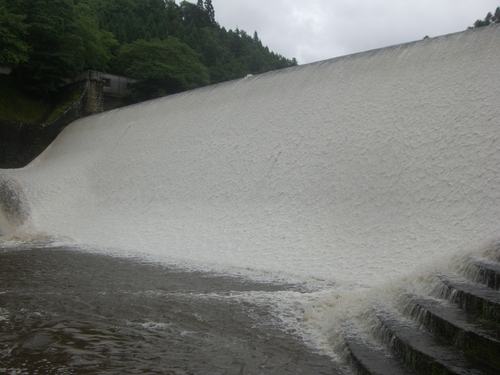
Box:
0;246;343;374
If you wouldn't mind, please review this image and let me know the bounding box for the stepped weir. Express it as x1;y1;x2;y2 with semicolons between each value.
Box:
1;24;500;374
341;243;500;374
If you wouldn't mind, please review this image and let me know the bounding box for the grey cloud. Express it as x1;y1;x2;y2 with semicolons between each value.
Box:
211;0;499;64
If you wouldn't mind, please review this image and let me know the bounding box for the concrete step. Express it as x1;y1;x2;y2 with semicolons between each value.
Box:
466;258;500;291
340;255;500;375
375;310;494;375
437;274;500;324
341;323;415;375
403;294;500;368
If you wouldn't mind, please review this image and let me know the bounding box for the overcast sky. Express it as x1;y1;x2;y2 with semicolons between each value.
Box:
211;0;499;64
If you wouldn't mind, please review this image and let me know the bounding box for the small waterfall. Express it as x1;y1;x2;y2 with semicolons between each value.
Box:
0;174;31;236
340;244;500;374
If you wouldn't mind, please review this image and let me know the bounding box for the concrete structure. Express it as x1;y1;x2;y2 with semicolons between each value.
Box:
66;70;138;113
101;73;137;97
69;70;138;97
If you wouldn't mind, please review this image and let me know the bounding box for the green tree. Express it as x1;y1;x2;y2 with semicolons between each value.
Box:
0;0;29;67
204;0;215;25
180;0;211;28
12;0;117;96
114;37;210;102
473;6;500;28
14;0;83;95
73;0;118;71
5;0;298;99
94;0;297;88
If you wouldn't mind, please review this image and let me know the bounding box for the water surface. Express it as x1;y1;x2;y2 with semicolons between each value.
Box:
0;245;342;374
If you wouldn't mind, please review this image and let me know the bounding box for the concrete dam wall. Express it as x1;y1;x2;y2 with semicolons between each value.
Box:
2;25;500;286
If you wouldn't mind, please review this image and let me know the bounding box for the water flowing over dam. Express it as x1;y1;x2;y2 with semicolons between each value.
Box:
1;25;500;371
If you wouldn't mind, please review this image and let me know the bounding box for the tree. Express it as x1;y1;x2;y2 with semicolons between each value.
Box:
180;0;210;28
12;0;117;96
114;37;210;102
473;6;500;28
73;0;118;71
14;0;83;96
95;0;297;87
5;0;298;99
204;0;215;25
0;0;29;67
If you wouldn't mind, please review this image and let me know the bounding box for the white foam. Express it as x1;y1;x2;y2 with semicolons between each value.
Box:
2;26;500;346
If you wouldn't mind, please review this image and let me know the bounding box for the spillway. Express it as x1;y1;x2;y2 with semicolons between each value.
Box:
2;25;500;284
1;24;500;364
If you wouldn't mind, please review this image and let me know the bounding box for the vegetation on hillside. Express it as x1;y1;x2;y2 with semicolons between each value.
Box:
472;6;500;28
0;75;52;123
3;1;498;121
0;74;84;124
1;0;297;105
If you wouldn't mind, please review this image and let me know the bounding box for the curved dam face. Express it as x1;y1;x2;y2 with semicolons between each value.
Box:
3;25;500;288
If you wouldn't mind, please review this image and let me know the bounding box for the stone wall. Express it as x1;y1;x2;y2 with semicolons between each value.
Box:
83;79;104;115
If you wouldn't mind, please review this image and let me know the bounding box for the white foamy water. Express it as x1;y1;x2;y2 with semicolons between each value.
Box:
1;25;500;353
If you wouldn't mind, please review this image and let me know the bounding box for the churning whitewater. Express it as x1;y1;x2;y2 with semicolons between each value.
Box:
1;25;500;364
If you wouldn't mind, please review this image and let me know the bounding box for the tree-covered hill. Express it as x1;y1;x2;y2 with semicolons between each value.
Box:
1;0;297;104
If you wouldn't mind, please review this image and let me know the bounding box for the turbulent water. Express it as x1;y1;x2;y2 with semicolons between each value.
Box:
1;25;500;373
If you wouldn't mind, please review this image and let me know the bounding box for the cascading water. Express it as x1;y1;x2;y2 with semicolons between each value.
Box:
1;25;500;373
0;175;31;237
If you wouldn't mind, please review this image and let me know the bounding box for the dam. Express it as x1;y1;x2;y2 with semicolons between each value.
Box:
1;25;500;373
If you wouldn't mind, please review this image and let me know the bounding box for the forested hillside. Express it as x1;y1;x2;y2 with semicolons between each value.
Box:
1;0;298;103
